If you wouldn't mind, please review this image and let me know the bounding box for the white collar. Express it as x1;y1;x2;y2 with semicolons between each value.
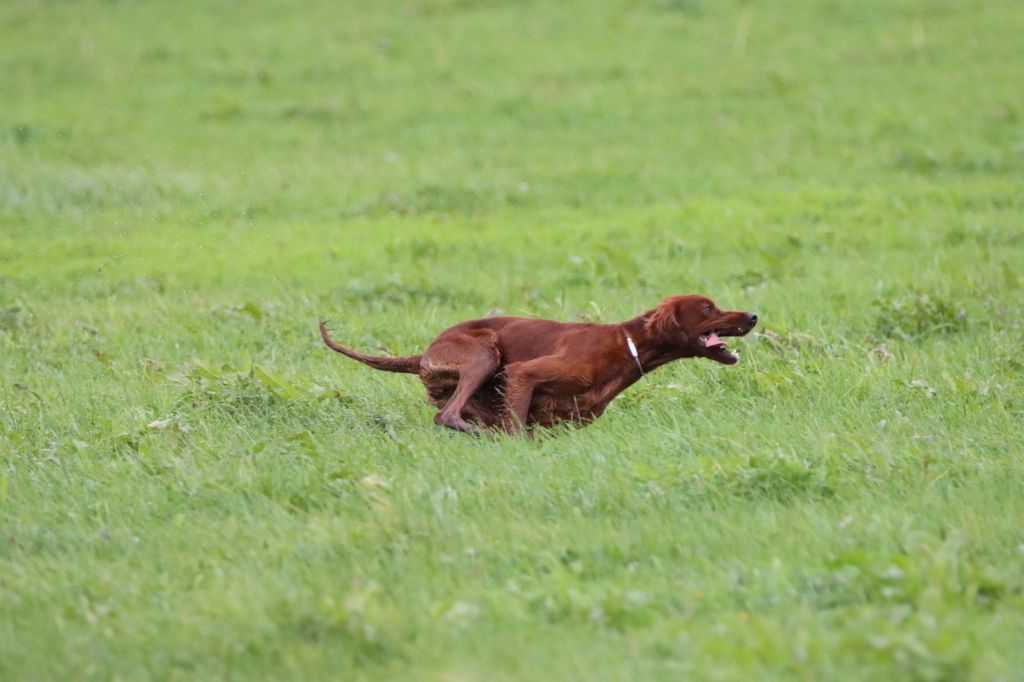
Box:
625;334;644;375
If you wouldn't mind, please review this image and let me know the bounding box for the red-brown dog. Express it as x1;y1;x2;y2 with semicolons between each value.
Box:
320;294;757;434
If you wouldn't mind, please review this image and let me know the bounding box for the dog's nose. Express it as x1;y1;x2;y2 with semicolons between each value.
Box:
747;313;758;325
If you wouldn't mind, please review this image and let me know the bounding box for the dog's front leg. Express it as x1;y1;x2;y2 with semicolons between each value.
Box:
501;356;587;433
500;361;538;433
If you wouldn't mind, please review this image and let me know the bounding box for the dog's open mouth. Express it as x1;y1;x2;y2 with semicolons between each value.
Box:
699;331;740;365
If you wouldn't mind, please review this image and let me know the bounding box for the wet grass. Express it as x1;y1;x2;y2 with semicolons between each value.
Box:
2;0;1024;679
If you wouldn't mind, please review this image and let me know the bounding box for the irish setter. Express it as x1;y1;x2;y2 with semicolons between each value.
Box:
320;294;757;434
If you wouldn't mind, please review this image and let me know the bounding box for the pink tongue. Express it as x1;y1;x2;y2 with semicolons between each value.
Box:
704;333;724;347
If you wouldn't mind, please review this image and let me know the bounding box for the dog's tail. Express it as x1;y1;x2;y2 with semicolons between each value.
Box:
319;321;422;374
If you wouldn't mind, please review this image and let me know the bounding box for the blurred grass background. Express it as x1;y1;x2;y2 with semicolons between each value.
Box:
2;0;1023;679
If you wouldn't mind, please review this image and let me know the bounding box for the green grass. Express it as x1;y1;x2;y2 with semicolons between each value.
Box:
3;0;1024;679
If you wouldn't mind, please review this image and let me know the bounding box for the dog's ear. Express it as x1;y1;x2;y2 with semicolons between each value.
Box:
646;299;685;342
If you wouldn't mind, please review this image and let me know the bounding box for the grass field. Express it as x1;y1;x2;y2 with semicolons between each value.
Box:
3;0;1024;679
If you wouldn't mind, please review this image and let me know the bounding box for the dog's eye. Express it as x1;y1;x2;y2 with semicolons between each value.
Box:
703;304;714;313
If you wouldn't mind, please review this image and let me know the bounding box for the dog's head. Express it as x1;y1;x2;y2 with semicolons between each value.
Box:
646;295;757;364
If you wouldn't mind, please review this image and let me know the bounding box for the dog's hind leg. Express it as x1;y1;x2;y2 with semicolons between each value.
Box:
420;331;501;434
